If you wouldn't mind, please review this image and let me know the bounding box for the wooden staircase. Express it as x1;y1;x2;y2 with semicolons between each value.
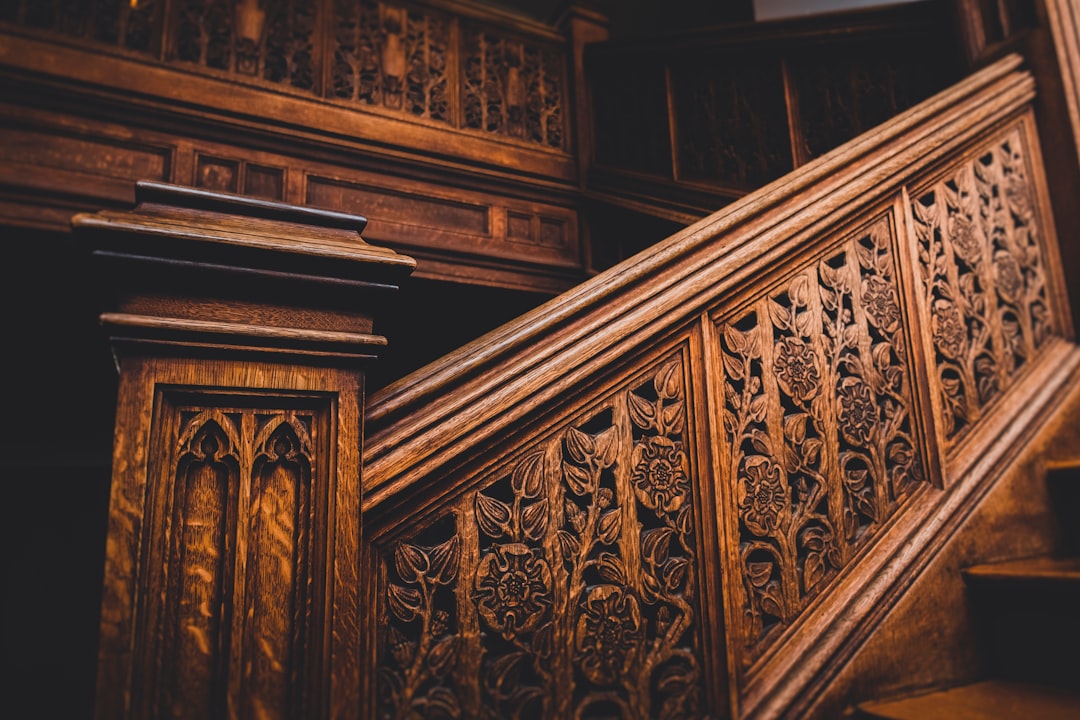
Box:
857;461;1080;718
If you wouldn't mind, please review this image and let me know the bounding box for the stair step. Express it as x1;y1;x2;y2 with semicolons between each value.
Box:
857;680;1080;719
962;556;1080;583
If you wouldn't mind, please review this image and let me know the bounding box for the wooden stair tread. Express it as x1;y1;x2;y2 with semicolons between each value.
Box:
858;680;1080;719
962;556;1080;582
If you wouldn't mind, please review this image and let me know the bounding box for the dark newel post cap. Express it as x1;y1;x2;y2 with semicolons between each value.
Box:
72;181;417;362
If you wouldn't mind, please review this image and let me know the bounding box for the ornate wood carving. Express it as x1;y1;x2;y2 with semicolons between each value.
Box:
142;402;323;720
362;58;1071;718
910;128;1057;447
717;215;928;663
80;182;414;719
374;354;711;719
0;0;566;147
461;22;565;149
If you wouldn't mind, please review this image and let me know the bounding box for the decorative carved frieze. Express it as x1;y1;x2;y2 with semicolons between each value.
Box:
717;216;928;663
375;354;710;719
910;128;1056;446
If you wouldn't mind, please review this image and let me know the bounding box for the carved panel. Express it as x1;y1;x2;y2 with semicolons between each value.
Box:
671;57;793;189
0;0;163;54
375;354;712;718
462;23;565;149
139;399;326;720
910;128;1056;446
330;0;451;121
0;126;170;181
171;0;316;89
717;216;928;664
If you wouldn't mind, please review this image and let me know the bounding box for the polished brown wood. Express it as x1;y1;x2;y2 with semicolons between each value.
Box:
77;181;414;720
0;0;587;294
858;680;1080;719
360;54;1079;719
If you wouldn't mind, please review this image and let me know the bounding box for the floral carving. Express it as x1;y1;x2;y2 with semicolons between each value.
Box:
774;336;821;401
837;377;876;445
378;357;707;719
911;129;1057;444
475;543;551;641
721;217;926;662
631;435;689;513
862;275;901;332
575;586;645;686
739;456;786;536
930;299;966;361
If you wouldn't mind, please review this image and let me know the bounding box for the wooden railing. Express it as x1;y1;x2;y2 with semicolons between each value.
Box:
580;0;965;225
360;54;1078;719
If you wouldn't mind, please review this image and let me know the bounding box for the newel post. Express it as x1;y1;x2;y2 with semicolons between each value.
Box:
75;182;416;720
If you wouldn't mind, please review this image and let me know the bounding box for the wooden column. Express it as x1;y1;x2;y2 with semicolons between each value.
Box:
74;182;416;720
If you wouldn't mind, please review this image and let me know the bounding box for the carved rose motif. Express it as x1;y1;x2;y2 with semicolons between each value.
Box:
837;377;877;445
475;543;552;640
630;436;689;513
574;585;644;686
774;337;821;402
739;456;786;536
931;299;966;360
861;276;901;332
949;216;982;265
994;251;1024;302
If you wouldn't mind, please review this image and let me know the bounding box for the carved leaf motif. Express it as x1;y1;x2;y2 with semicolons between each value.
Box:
628;390;656;429
476;493;512;538
563;462;591;496
565;426;595;464
783;413;808;444
642;527;676;565
663;557;689;592
395;542;429;584
597;552;627;584
768;298;791;330
557;529;581;559
522;499;549;541
512;450;546;498
664;401;686;435
594;427;619;468
388;583;422;623
723;351;746;381
655;361;682;399
597;508;622;545
746;561;773;588
748;395;769;424
428;536;460;585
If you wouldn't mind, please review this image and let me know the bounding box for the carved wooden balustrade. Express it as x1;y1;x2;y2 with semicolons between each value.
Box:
360;54;1078;719
581;0;965;227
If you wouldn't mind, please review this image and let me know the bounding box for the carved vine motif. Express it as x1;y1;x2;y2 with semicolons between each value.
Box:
1;0;162;54
331;0;450;122
378;357;708;719
462;25;565;148
152;407;319;719
172;0;315;88
719;218;927;663
910;130;1055;444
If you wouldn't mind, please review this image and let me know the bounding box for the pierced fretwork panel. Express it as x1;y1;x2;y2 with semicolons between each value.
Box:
717;216;928;665
0;0;163;54
139;400;326;720
376;353;712;719
910;128;1057;446
331;0;451;122
461;24;565;149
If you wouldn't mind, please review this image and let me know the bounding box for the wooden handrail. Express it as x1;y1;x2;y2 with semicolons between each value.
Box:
361;52;1078;719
